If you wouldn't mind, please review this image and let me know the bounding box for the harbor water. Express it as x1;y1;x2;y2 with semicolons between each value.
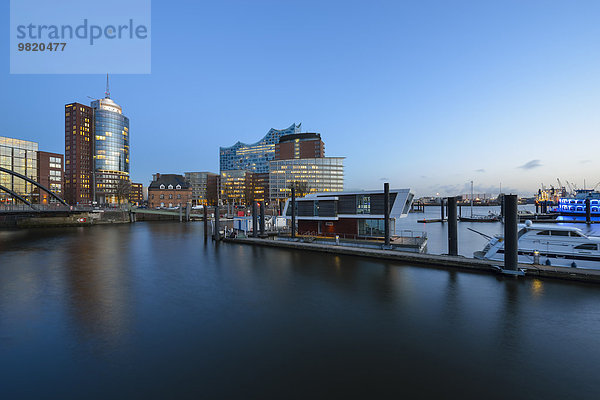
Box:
1;222;600;399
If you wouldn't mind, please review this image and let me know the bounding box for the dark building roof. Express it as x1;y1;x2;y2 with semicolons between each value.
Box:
148;174;190;189
278;132;321;143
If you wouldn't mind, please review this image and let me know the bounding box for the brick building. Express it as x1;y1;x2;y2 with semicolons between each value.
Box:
64;103;94;205
275;132;324;160
37;151;63;204
148;174;192;208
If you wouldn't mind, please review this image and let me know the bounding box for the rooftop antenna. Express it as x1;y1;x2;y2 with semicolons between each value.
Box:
105;73;110;99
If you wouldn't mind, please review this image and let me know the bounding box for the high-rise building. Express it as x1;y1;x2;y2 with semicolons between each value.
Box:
65;78;130;205
0;136;38;204
91;86;130;204
37;151;63;204
185;172;219;206
64;103;93;205
275;132;324;160
269;157;345;200
220;123;301;173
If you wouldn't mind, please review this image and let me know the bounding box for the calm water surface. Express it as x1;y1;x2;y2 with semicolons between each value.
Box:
1;222;600;399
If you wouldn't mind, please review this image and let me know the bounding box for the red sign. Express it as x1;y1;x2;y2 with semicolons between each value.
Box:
237;211;245;217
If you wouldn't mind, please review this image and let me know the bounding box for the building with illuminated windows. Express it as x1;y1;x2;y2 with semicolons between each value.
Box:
65;78;130;205
269;157;345;200
37;151;63;204
91;93;130;204
64;103;94;205
0;136;39;204
185;171;219;206
275;132;324;160
220;123;301;173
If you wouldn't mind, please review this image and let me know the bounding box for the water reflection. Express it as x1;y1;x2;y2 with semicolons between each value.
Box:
1;222;600;399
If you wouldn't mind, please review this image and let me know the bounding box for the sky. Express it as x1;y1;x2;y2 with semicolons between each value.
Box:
1;0;599;197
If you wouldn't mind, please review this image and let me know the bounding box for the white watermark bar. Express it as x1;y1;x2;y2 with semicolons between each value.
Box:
10;0;151;74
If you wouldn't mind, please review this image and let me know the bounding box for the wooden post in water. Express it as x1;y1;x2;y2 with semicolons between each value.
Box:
291;186;296;238
447;196;458;256
203;206;208;241
586;197;591;224
214;206;220;241
504;195;518;270
260;201;266;237
440;198;445;221
384;182;390;247
252;202;258;238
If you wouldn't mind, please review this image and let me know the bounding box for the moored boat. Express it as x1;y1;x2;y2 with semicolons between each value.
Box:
474;221;600;269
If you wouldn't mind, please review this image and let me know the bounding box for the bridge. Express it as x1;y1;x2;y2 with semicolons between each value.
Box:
0;166;68;208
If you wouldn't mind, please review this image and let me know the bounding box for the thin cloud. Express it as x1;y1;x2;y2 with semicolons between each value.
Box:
518;160;542;170
580;160;591;164
475;168;485;173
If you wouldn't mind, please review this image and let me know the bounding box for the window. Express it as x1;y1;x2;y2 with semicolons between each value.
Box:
177;194;181;199
159;184;165;189
169;194;173;199
574;243;598;250
151;194;154;199
570;231;584;237
160;194;164;199
551;230;569;236
168;184;173;189
536;230;550;236
357;195;371;214
176;184;181;189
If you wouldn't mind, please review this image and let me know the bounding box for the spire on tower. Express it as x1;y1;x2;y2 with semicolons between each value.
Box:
105;73;110;99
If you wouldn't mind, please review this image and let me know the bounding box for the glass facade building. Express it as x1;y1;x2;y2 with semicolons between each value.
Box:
185;172;219;206
220;124;301;173
0;136;38;204
91;97;130;204
269;157;345;200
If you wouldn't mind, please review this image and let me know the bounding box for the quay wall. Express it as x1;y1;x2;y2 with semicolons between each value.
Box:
223;237;600;285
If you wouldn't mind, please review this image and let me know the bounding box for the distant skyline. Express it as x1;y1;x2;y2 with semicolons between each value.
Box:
1;0;599;197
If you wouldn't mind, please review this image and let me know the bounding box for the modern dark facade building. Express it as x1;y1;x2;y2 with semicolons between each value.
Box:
275;132;324;160
220;123;301;173
64;103;94;205
284;189;414;237
37;151;63;204
148;173;192;209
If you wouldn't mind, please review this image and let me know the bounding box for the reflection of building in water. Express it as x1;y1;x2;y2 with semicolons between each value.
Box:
63;228;132;343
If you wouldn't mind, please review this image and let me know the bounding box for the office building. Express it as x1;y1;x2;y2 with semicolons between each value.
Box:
269;157;345;200
129;182;143;205
275;132;324;160
37;151;63;204
284;189;414;237
91;87;130;204
0;136;38;204
148;173;192;209
220;123;301;173
185;172;219;206
65;78;130;205
64;103;93;205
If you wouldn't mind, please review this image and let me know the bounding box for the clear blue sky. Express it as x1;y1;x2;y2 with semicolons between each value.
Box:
2;0;599;196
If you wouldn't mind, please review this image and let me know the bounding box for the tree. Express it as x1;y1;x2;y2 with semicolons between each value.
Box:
116;179;132;204
288;181;311;198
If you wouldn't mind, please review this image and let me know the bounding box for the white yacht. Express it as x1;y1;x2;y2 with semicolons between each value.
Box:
474;221;600;269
